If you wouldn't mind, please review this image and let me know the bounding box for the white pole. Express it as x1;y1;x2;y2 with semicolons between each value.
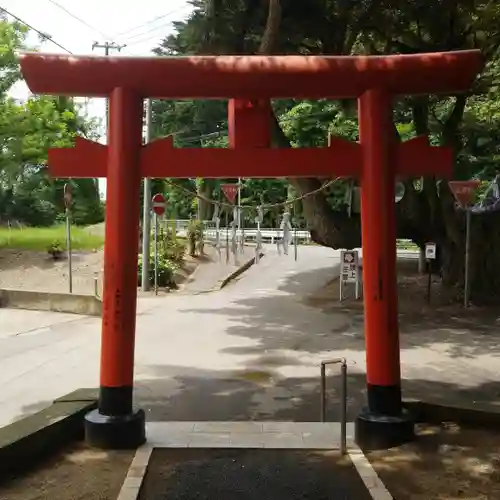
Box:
464;209;472;307
237;178;242;229
66;208;73;294
154;212;158;295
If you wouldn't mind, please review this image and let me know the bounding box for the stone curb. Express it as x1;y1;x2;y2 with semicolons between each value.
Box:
219;252;264;290
0;288;101;316
404;398;500;429
0;388;98;482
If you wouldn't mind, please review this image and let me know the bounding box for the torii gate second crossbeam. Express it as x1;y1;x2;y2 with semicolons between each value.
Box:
19;50;483;451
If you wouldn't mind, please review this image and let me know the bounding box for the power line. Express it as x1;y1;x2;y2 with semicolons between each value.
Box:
45;0;112;40
120;20;175;44
113;5;188;40
0;5;73;53
123;28;175;49
175;108;339;145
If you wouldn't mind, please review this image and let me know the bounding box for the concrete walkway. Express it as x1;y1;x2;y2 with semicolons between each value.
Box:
0;245;499;428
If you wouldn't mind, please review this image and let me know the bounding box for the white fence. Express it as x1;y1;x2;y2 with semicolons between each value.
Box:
163;220;418;248
164;219;311;244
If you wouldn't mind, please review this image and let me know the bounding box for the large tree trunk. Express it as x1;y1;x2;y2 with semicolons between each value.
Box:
197;179;214;220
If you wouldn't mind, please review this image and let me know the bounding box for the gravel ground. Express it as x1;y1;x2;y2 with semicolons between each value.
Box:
138;449;372;500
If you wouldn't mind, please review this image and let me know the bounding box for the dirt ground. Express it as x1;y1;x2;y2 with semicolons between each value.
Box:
367;423;500;500
306;257;498;336
309;258;492;315
138;448;372;500
0;441;134;500
0;247;210;296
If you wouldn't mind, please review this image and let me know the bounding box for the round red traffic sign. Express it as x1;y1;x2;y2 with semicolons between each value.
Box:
151;193;166;215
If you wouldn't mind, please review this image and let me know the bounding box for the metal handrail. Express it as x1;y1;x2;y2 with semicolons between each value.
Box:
320;358;347;455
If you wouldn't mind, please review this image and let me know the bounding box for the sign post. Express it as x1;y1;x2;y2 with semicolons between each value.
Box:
339;250;360;301
449;180;480;307
63;183;73;294
424;242;436;303
151;193;166;295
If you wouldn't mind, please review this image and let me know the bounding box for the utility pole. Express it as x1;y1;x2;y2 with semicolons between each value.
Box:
91;41;126;140
141;99;153;291
91;42;126;197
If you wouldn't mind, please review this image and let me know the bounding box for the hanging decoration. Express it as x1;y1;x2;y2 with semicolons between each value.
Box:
293;217;298;261
280;211;292;255
231;205;239;264
255;205;264;264
212;202;221;260
239;206;245;253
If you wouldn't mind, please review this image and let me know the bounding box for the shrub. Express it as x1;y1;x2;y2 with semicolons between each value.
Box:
47;239;64;260
137;252;179;289
160;228;186;262
186;219;204;257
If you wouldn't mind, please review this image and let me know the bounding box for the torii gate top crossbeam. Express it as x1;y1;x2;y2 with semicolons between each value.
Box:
19;50;482;99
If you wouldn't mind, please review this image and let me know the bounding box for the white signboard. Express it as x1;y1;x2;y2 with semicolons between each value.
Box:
425;242;436;260
341;250;359;283
340;250;361;301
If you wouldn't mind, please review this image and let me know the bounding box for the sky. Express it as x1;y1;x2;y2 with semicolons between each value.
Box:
4;0;193;197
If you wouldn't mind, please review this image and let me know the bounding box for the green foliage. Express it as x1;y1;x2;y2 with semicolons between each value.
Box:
137;252;179;288
186;218;204;256
159;227;186;262
0;225;104;251
0;17;103;228
47;239;64;260
137;227;186;288
148;0;500;237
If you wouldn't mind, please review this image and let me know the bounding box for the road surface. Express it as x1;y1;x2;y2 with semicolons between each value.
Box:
0;245;498;428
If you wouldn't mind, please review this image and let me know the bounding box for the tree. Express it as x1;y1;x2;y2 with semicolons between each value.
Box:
153;0;500;302
0;17;103;227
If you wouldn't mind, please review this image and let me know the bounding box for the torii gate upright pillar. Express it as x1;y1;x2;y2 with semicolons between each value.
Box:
84;88;146;449
355;89;412;448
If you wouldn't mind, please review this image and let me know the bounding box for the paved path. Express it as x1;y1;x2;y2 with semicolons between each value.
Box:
0;245;499;428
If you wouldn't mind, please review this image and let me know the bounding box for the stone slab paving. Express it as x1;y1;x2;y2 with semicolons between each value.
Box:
145;421;354;448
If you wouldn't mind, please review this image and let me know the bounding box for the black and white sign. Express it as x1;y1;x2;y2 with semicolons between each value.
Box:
425;242;436;260
339;250;361;301
341;250;359;283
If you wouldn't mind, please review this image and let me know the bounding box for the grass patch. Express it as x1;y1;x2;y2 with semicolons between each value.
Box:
0;225;104;251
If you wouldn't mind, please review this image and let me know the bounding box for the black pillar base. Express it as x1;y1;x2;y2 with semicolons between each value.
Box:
355;406;415;450
84;408;146;450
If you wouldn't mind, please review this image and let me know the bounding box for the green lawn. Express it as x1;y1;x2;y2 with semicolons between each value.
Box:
0;225;104;251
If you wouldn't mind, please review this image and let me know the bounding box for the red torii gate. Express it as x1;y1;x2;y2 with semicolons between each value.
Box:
20;50;482;450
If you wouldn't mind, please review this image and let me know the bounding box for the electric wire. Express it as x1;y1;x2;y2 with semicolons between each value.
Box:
113;5;189;41
45;0;112;41
0;5;73;53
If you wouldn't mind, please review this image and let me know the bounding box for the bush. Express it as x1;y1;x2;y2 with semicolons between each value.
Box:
137;229;186;289
186;219;204;257
137;252;179;288
47;239;64;260
160;228;186;262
